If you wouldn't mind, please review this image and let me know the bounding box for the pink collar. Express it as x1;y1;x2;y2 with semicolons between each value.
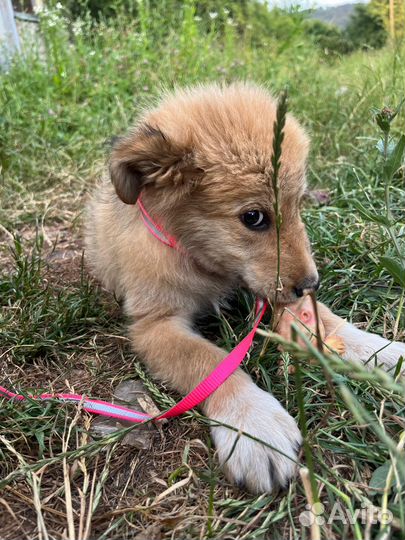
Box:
137;196;178;249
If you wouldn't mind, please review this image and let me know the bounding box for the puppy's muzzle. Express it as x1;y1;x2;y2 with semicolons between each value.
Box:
294;275;320;298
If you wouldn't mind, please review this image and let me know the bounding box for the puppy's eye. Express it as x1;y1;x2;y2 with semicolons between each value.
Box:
240;210;270;231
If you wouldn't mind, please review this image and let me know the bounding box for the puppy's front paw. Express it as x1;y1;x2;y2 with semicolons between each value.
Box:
338;322;405;370
208;382;301;494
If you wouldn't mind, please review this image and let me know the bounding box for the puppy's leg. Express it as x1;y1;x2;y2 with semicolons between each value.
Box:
131;315;301;494
317;303;405;370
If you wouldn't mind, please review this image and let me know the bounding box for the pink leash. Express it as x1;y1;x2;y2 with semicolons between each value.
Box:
0;198;267;424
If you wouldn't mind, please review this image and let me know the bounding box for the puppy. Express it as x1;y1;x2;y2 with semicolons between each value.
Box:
84;83;403;493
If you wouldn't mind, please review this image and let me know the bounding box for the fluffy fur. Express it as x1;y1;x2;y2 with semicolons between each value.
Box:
85;82;404;494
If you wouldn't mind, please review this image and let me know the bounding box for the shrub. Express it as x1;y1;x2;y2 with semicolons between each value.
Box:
304;19;353;56
346;4;387;50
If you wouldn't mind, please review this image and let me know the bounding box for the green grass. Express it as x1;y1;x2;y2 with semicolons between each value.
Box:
1;3;405;539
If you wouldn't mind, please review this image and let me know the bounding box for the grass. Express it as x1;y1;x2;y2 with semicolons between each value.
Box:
1;3;405;539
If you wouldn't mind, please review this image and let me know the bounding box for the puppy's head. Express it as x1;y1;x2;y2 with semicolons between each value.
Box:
110;83;318;304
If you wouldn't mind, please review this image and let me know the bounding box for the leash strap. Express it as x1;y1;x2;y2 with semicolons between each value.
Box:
0;300;266;423
0;198;267;423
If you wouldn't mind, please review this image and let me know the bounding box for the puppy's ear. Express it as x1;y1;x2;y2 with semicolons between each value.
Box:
110;125;202;204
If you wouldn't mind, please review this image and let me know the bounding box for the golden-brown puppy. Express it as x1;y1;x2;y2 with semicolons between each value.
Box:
85;83;405;494
85;82;320;493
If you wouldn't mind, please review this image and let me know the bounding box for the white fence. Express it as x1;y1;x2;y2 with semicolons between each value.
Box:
0;0;21;64
0;0;42;66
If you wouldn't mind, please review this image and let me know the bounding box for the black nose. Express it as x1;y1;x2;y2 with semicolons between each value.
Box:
294;276;320;298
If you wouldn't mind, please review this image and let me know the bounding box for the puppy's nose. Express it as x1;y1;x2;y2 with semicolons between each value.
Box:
294;276;320;298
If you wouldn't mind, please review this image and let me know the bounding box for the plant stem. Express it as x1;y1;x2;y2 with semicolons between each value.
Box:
260;89;288;357
382;124;404;264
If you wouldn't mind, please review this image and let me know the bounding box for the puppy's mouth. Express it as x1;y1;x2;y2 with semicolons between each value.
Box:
240;272;304;305
245;283;300;306
267;290;301;306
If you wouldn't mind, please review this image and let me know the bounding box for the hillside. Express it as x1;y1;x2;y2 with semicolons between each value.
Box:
309;3;361;28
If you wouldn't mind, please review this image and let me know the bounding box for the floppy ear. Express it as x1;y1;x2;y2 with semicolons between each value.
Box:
109;125;203;204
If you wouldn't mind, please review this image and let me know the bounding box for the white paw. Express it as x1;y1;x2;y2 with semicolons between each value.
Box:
209;383;302;493
338;323;405;370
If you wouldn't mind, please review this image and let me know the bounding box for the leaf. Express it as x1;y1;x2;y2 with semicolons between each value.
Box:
384;134;405;180
369;461;393;496
393;356;404;379
380;256;405;288
91;379;161;450
393;97;405;119
351;201;391;226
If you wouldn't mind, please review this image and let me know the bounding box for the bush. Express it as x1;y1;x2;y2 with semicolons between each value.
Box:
346;4;387;50
304;19;353;56
57;0;137;20
56;0;307;52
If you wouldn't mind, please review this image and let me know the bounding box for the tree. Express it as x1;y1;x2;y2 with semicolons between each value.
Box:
346;4;388;49
369;0;405;40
